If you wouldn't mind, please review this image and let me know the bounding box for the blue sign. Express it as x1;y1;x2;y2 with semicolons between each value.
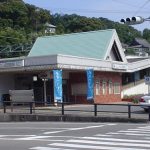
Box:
53;70;62;102
86;69;94;100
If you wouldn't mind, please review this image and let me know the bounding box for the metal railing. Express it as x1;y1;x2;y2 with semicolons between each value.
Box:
2;102;150;121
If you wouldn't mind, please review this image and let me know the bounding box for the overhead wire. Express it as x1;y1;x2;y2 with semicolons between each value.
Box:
50;8;150;15
133;0;150;15
111;0;149;10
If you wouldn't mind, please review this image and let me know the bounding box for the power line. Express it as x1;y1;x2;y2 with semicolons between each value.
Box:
134;0;150;15
50;8;150;14
111;0;149;10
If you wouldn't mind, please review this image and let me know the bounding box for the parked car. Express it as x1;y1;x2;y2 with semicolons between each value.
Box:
140;94;150;112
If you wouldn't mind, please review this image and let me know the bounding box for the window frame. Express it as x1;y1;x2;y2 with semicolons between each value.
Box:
114;82;120;94
95;79;100;95
108;81;113;94
102;80;107;95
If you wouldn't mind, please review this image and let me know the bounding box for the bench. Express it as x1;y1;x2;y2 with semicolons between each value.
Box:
4;89;35;114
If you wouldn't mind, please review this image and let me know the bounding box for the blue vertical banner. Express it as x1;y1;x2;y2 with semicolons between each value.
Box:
86;69;94;100
53;70;62;103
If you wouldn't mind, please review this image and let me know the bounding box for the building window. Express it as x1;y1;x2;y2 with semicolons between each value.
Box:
95;79;100;95
71;83;86;95
108;81;113;94
114;82;120;94
102;81;107;95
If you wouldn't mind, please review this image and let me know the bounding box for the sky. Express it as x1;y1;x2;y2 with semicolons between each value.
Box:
23;0;150;31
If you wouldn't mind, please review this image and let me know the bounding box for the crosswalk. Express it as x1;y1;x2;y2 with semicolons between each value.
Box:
30;125;150;150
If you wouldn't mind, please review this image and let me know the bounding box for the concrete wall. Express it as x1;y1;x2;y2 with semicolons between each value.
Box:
122;82;148;98
0;74;15;105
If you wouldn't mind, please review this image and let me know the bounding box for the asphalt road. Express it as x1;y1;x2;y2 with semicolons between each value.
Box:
0;122;150;150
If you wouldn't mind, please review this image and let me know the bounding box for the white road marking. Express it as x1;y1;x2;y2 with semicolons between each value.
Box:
67;139;150;148
0;135;36;137
138;126;150;129
107;132;150;136
128;128;150;132
49;143;146;150
81;136;150;143
30;147;62;150
95;134;112;137
118;130;150;133
44;125;105;134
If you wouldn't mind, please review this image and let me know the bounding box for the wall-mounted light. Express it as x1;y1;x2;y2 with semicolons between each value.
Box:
33;76;38;81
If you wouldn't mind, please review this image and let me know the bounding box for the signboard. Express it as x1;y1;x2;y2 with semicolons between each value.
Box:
144;76;150;85
112;63;127;70
0;60;24;68
53;70;62;102
86;69;94;100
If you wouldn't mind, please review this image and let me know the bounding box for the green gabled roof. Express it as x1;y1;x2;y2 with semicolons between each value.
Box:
28;29;115;59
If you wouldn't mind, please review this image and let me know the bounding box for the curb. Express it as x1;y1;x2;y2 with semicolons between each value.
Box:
0;114;148;123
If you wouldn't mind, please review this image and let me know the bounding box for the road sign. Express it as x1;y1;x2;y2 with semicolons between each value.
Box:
144;76;150;85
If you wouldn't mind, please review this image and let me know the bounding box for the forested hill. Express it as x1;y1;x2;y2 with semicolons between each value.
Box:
0;0;150;47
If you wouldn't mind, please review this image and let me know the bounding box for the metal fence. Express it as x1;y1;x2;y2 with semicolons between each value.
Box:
2;102;150;121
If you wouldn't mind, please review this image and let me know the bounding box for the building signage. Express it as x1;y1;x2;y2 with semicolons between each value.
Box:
112;63;127;70
144;76;150;85
0;60;24;68
86;69;94;100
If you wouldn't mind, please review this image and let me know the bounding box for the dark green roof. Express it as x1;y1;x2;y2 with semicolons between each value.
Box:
29;29;115;59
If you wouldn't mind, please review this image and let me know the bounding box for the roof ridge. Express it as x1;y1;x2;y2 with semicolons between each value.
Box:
39;29;115;39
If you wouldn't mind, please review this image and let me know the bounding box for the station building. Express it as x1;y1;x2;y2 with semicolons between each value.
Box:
0;29;150;104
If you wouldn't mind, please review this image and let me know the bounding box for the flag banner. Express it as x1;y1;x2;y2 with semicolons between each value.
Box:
53;70;62;102
86;69;94;100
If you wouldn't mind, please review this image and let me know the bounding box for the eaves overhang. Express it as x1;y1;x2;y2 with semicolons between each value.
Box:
127;58;150;72
0;54;128;73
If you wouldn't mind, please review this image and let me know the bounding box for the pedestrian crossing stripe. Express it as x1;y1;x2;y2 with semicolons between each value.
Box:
30;146;74;150
107;132;150;136
30;125;150;150
81;136;150;143
49;143;146;150
66;139;150;148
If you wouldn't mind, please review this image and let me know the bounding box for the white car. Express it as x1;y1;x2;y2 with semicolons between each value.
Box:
140;94;150;112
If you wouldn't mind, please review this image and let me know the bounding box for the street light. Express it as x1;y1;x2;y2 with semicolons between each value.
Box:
120;16;150;25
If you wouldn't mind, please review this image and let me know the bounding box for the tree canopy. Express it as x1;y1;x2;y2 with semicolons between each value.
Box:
0;0;149;58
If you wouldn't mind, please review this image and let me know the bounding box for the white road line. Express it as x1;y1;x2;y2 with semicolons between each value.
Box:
32;146;77;150
107;132;150;136
128;129;150;131
68;139;150;148
49;143;147;150
138;126;150;129
95;134;112;137
44;125;105;134
0;137;64;142
0;135;35;137
118;130;150;133
81;136;150;143
44;130;69;135
30;147;62;150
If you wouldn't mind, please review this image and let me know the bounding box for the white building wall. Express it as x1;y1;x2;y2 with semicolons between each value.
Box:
121;82;148;98
0;74;15;105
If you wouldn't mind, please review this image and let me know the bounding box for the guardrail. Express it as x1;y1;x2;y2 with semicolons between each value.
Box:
60;103;150;121
2;102;150;121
